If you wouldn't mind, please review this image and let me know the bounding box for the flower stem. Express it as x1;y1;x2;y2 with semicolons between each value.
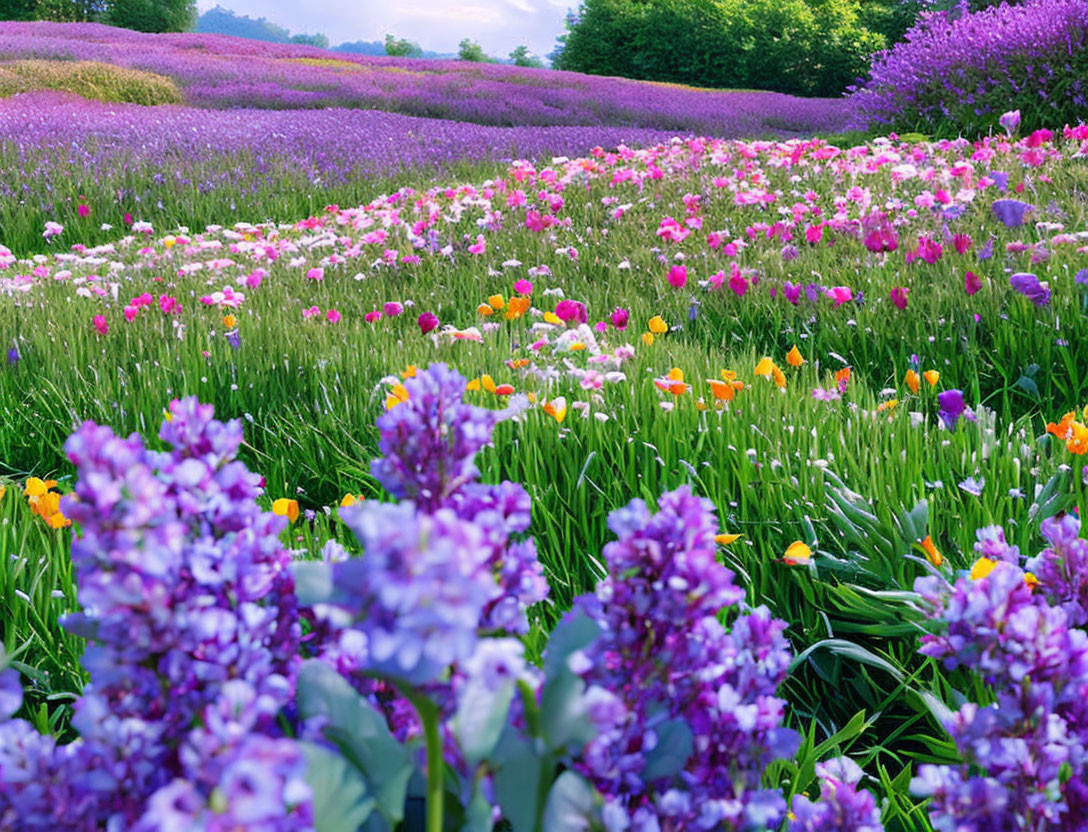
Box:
401;689;444;832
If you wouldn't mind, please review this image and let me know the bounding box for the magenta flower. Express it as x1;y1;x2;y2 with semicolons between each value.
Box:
667;264;687;289
729;271;749;296
863;225;898;253
383;301;403;317
306;267;324;281
828;286;854;307
999;109;1021;136
513;279;532;295
610;307;629;330
77;204;90;218
554;299;587;323
418;312;439;334
92;315;108;336
364;310;382;323
964;271;982;296
123;305;138;322
326;309;341;324
890;286;909;310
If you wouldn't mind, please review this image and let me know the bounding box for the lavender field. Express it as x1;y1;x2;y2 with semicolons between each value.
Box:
1;7;1087;832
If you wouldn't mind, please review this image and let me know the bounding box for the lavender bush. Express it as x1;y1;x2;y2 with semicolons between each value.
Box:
911;516;1088;829
850;0;1088;134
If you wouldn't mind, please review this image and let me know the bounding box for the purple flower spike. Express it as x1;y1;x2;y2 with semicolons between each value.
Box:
1009;272;1051;306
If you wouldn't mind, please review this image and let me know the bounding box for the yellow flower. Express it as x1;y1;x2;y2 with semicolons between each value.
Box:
223;314;236;329
543;311;562;325
784;540;812;565
641;332;654;346
695;398;708;411
569;342;586;351
488;294;505;310
772;365;786;388
1024;572;1040;589
46;511;70;530
385;383;410;410
877;399;899;413
401;365;417;379
340;493;364;507
970;556;997;581
163;235;176;248
648;315;668;334
0;484;5;502
786;345;804;368
543;396;567;424
754;357;775;377
272;498;300;524
905;369;920;395
24;477;55;499
920;535;942;567
923;370;940;387
715;533;741;545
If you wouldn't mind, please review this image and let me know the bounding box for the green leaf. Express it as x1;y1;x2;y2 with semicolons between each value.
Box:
491;731;545;832
296;660;416;825
542;771;597;831
641;718;693;782
302;742;375;832
453;678;516;767
292;561;335;606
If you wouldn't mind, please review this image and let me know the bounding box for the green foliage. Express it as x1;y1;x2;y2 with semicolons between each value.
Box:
555;0;885;97
103;0;195;32
384;33;423;58
457;38;490;62
509;44;544;68
20;0;102;21
195;5;293;42
0;0;41;21
290;32;330;49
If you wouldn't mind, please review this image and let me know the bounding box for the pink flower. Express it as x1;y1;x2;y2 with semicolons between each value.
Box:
964;271;982;296
667;265;688;289
418;312;439;334
513;279;533;295
303;306;321;319
245;270;265;289
123;305;138;322
467;234;486;255
364;310;382;323
594;321;608;333
953;234;974;255
729;271;748;296
383;301;403;317
77;204;90;218
92;314;108;335
554;299;587;323
327;309;341;324
159;295;181;315
890;286;909;310
610;307;629;330
828;286;854;307
805;224;824;244
306;268;325;281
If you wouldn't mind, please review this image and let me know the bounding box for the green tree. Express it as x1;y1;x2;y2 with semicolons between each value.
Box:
509;44;544;67
290;32;330;48
28;0;104;20
384;33;423;57
104;0;195;32
457;37;488;62
0;0;40;20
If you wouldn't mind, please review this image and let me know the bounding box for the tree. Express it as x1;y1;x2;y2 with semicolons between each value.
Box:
509;44;544;67
384;33;423;57
0;0;41;20
104;0;195;31
457;37;488;62
290;32;330;48
26;0;104;20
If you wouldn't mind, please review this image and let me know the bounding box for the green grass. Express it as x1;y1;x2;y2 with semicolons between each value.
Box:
1;131;1087;825
0;59;183;105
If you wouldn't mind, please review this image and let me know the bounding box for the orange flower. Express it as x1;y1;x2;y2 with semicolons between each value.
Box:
786;345;804;368
877;399;898;413
506;358;530;370
543;396;567;423
401;365;418;379
754;357;775;377
772;365;786;388
272;498;300;524
923;370;940;387
488;294;506;310
648;315;668;334
919;535;942;567
223;314;236;329
641;332;654;346
655;368;689;396
715;532;741;545
385;383;410;410
905;369;920;394
970;557;997;581
834;368;851;386
506;296;530;320
477;303;494;317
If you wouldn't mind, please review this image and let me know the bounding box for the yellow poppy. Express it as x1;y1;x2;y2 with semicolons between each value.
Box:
488;294;505;310
877;399;899;413
543;397;567;424
786;346;804;368
641;332;654;346
784;541;812;565
543;311;562;325
223;314;236;329
970;557;997;581
923;370;940;387
272;498;300;524
754;357;775;377
648;315;668;334
1024;572;1040;589
340;493;364;508
385;383;410;410
715;533;741;545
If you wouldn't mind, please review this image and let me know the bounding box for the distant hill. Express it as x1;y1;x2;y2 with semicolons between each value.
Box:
195;6;454;59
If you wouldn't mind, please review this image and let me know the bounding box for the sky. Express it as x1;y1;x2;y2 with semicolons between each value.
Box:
196;0;571;59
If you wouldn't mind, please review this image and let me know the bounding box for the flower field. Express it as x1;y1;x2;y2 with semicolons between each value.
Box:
2;19;1088;832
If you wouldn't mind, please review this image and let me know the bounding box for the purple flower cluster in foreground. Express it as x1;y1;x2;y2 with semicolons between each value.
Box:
0;22;850;136
0;397;307;829
912;515;1088;830
851;0;1088;133
566;486;801;830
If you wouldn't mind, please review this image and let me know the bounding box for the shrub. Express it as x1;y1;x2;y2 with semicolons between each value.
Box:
850;0;1088;134
0;59;182;104
554;0;884;97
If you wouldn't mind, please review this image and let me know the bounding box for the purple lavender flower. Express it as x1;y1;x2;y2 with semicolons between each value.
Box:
998;109;1021;136
790;757;884;832
563;487;798;830
1009;272;1051;306
937;389;967;429
991;199;1034;228
1074;268;1088;286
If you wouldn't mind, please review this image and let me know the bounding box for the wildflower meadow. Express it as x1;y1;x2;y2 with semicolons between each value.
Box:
1;7;1088;832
